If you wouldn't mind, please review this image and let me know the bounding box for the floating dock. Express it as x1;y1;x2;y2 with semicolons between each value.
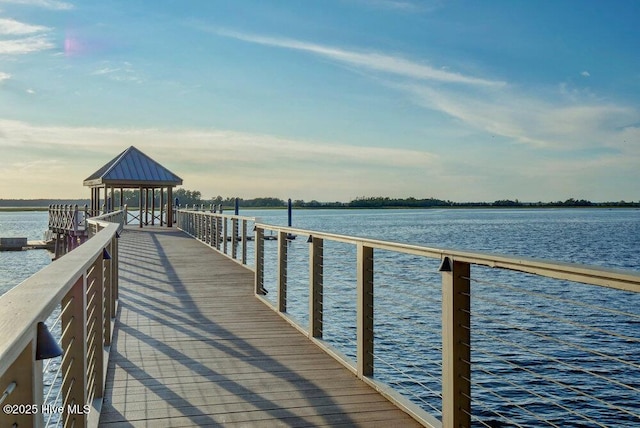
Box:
0;237;55;251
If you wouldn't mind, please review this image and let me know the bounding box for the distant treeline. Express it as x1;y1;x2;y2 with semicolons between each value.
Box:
190;195;640;209
301;197;640;208
2;194;638;209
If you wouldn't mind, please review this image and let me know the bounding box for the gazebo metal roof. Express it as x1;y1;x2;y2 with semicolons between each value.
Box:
83;146;183;188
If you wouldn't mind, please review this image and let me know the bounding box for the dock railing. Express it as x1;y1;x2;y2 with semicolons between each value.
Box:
251;223;640;427
178;209;640;426
177;210;640;426
0;210;123;428
48;205;87;235
177;208;255;266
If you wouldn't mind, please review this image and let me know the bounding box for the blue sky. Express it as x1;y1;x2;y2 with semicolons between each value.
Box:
1;0;638;202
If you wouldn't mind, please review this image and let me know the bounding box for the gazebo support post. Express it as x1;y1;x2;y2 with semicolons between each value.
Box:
167;186;173;227
151;188;156;226
139;187;143;228
160;187;165;227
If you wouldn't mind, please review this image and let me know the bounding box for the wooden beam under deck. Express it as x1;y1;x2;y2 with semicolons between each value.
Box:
99;227;421;427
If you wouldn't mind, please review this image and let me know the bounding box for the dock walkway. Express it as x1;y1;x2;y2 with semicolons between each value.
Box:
98;227;420;427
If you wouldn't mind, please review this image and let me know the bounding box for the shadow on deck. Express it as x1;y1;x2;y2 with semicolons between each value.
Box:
99;227;421;427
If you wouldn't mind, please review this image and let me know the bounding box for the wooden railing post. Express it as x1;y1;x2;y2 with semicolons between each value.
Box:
309;236;323;338
200;213;205;241
441;257;471;428
241;220;248;265
0;341;38;428
255;227;265;295
213;215;219;249
103;243;113;346
232;218;238;260
202;213;206;241
73;204;79;233
95;253;105;401
357;243;374;377
61;275;88;428
112;235;119;313
217;216;222;250
85;255;104;405
223;218;228;254
208;215;214;246
278;231;288;312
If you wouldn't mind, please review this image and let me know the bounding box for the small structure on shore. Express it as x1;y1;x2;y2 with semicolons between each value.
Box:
0;237;55;252
83;146;183;227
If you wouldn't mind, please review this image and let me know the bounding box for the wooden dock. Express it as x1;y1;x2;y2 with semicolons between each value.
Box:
99;227;421;427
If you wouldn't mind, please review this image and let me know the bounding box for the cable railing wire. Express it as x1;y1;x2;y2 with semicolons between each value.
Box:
467;275;640;324
463;386;532;428
467;355;612;427
381;372;442;416
470;314;640;384
470;311;640;396
243;219;640;426
373;351;442;390
373;283;442;309
466;279;640;344
374;332;443;367
375;314;442;344
470;333;640;421
472;326;640;408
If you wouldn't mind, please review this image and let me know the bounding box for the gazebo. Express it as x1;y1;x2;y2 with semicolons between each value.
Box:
83;146;183;227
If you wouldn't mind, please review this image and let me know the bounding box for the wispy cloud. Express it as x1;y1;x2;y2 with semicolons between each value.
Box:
91;62;143;83
377;0;430;10
0;34;54;54
0;71;10;82
0;119;438;198
0;9;57;72
0;17;53;55
0;0;73;10
347;0;442;13
581;71;591;77
407;83;638;152
215;29;505;87
212;28;638;154
0;119;436;168
0;17;50;35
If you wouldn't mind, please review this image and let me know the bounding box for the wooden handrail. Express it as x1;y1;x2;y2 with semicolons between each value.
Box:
0;213;122;428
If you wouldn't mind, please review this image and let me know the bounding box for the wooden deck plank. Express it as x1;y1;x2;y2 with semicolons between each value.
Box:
99;227;422;427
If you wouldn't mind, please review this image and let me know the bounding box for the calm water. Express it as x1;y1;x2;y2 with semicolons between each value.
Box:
2;208;639;426
0;211;51;296
246;207;640;270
